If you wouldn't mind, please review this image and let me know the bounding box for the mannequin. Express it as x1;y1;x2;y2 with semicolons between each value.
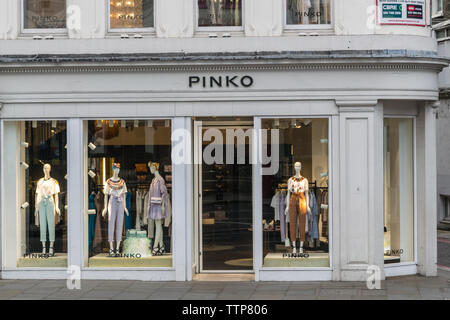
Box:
35;163;61;256
285;162;310;254
102;163;129;257
147;161;169;256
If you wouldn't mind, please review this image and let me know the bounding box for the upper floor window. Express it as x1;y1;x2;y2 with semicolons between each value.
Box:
24;0;66;29
286;0;331;26
110;0;154;30
432;0;443;15
198;0;242;28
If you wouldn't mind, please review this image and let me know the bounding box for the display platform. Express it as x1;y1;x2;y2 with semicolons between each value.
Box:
384;255;401;264
263;252;329;267
88;253;172;268
17;253;68;268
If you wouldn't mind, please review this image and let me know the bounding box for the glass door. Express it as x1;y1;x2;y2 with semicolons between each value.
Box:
195;119;254;272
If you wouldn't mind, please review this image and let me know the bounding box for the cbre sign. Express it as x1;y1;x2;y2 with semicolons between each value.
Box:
189;75;254;88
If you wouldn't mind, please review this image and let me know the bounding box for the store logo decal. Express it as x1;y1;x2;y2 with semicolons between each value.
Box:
189;75;254;89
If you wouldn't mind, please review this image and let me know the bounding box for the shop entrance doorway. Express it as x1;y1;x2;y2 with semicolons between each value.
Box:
194;118;254;273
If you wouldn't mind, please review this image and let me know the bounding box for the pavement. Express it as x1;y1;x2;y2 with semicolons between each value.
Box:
0;269;448;300
0;232;448;301
438;230;450;271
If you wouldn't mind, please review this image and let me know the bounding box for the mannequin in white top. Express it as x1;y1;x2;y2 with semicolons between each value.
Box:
285;162;310;254
35;163;61;256
102;164;129;257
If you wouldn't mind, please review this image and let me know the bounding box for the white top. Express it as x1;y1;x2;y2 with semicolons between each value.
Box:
36;177;60;203
287;176;309;193
105;178;127;198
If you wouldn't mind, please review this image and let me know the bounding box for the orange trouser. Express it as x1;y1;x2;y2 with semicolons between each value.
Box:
289;192;307;242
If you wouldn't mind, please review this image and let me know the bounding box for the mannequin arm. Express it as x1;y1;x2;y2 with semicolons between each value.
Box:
102;194;108;217
54;193;61;215
285;180;291;216
34;193;39;216
123;193;129;216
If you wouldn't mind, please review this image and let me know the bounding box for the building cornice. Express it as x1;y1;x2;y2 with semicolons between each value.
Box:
0;50;448;73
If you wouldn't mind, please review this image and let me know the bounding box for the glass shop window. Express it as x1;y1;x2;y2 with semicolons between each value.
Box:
110;0;154;29
86;120;172;268
286;0;331;25
261;118;330;268
384;118;415;264
1;121;67;268
198;0;243;27
24;0;66;29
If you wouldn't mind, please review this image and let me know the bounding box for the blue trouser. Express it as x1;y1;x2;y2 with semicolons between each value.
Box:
38;196;55;242
108;196;124;242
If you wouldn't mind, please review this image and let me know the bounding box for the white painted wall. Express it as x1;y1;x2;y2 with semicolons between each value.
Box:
0;0;433;40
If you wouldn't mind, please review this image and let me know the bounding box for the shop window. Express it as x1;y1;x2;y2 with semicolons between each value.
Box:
86;120;172;268
262;118;330;268
384;118;415;264
198;0;243;27
2;121;67;268
110;0;154;30
24;0;66;29
286;0;331;26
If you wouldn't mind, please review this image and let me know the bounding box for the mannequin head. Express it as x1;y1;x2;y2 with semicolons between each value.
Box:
294;162;302;176
148;161;160;174
112;163;120;177
43;163;51;177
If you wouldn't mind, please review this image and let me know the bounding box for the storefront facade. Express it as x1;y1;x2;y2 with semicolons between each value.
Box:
0;0;447;281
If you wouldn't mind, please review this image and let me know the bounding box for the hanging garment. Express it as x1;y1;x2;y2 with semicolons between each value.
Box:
147;176;169;220
35;177;60;227
105;178;128;242
124;191;132;231
92;191;106;253
88;193;96;252
271;190;287;241
308;191;319;240
320;190;329;237
208;0;217;25
135;189;149;230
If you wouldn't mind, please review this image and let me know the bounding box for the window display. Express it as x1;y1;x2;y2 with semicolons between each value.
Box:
3;121;68;268
384;118;414;264
24;0;66;29
198;0;242;27
86;120;172;268
110;0;154;29
262;118;329;268
286;0;331;25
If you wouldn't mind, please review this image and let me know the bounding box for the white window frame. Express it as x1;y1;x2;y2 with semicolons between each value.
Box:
81;117;175;271
21;0;68;35
255;116;333;273
107;0;156;34
382;116;418;270
283;0;334;31
195;0;245;33
1;119;70;272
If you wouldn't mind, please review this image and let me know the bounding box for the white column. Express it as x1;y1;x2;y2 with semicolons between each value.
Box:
156;0;194;38
336;100;385;281
172;117;191;281
253;117;262;281
67;0;106;39
244;0;282;37
0;0;20;39
67;119;84;271
417;102;438;276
